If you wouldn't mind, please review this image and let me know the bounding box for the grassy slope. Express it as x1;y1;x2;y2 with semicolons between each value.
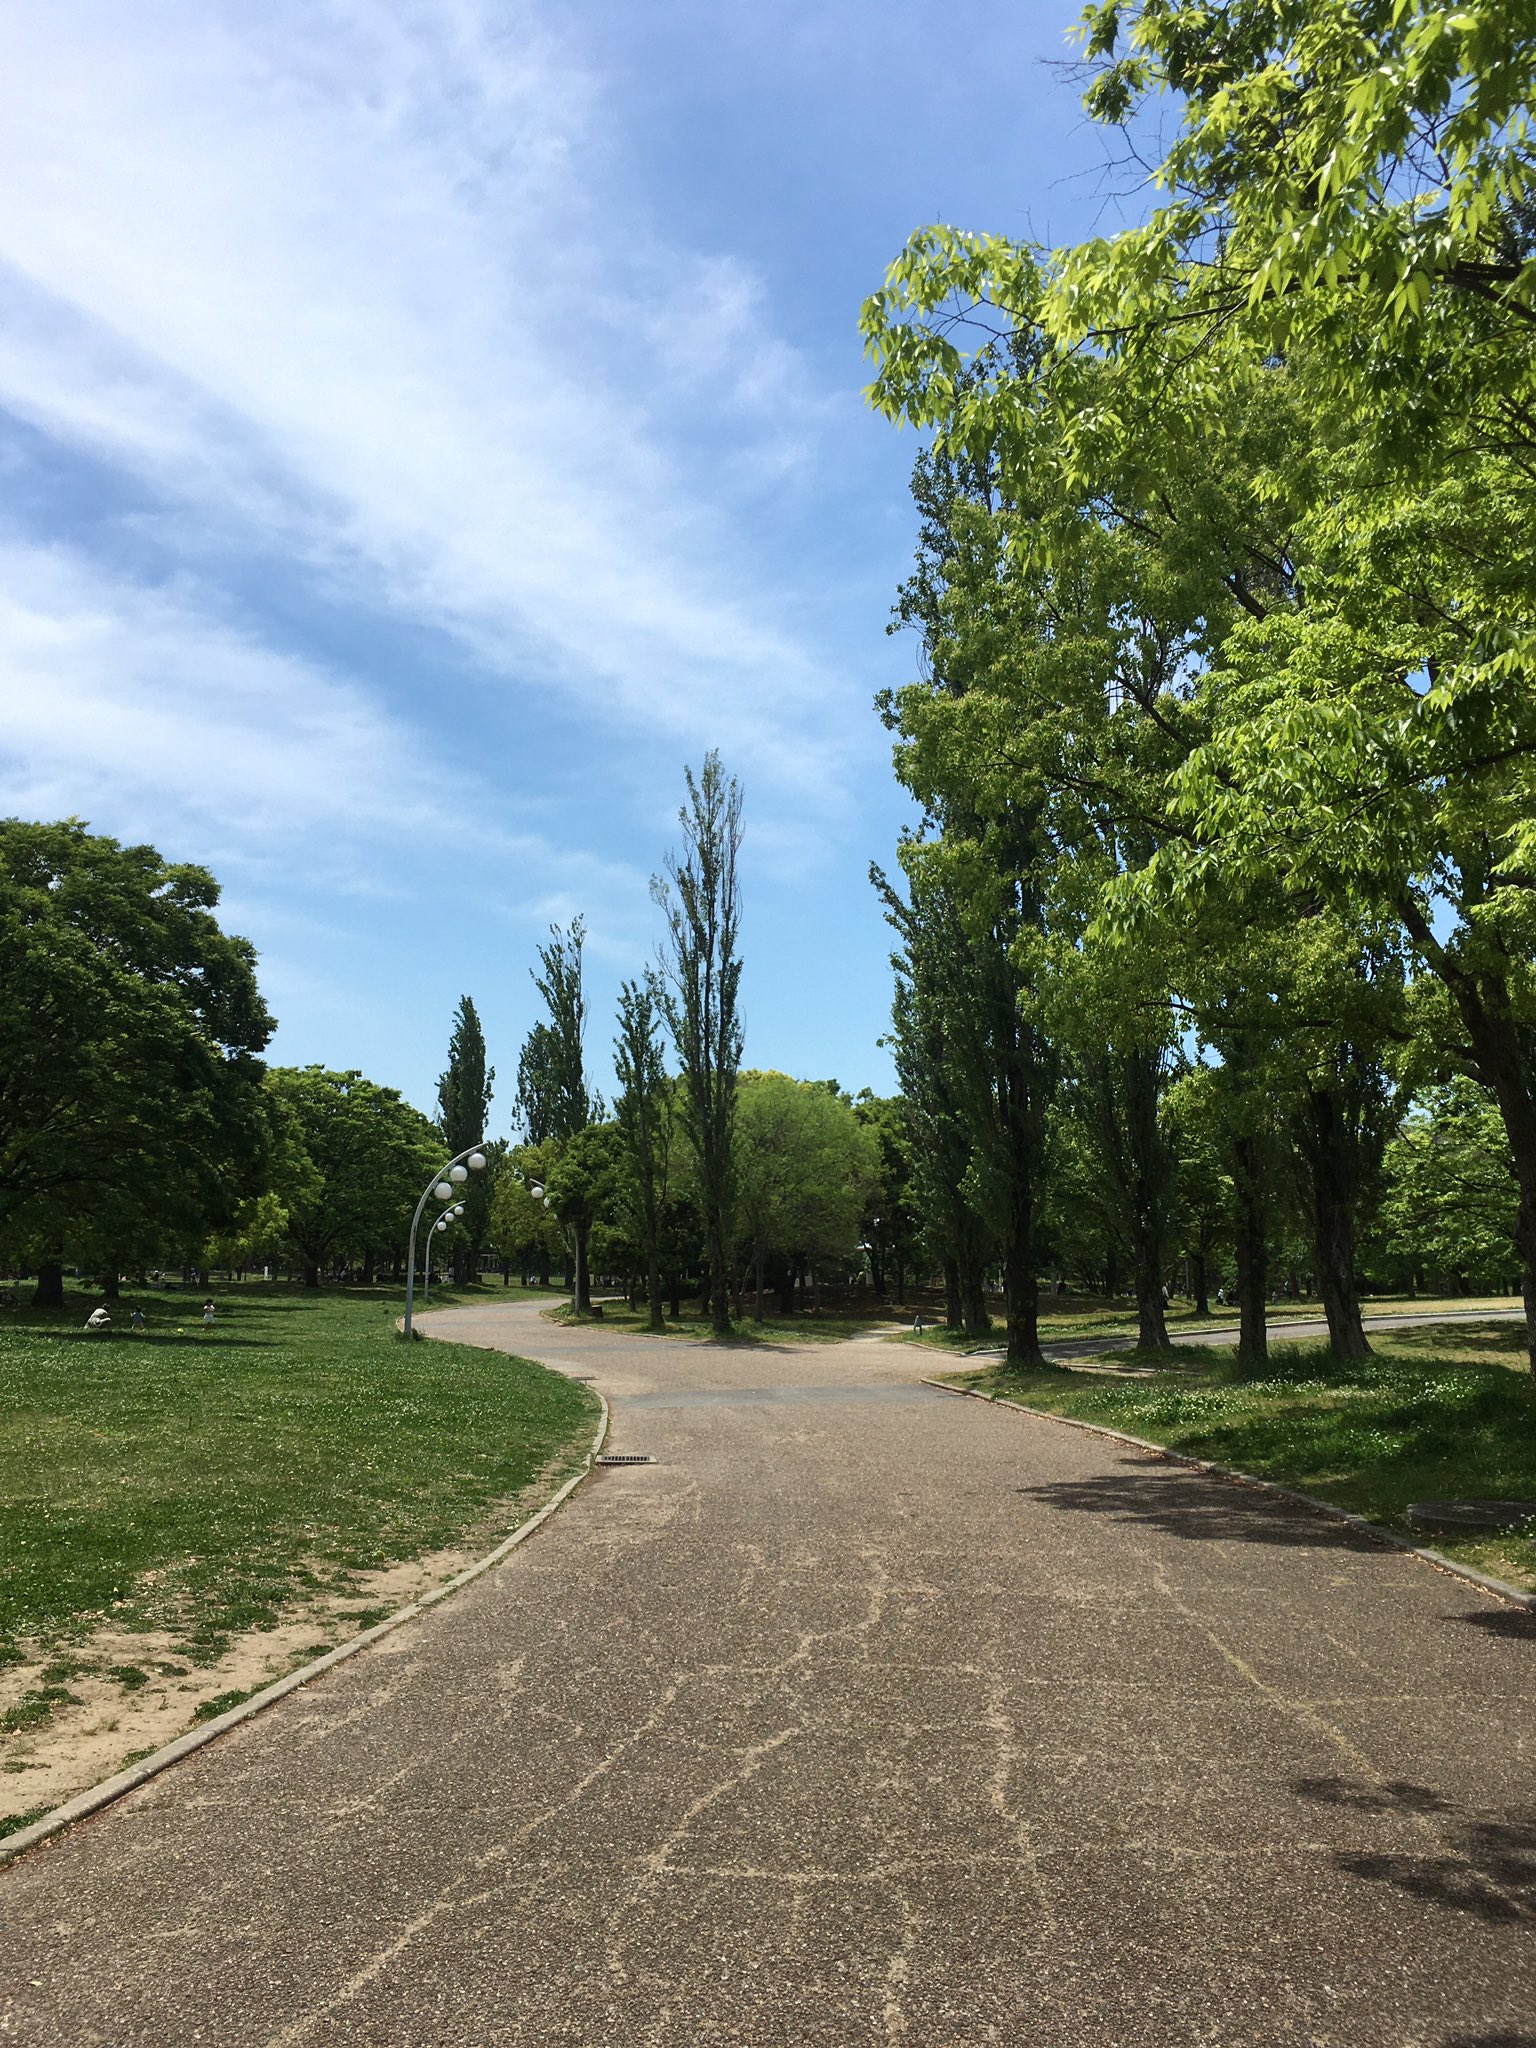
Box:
5;1282;598;1665
944;1321;1536;1592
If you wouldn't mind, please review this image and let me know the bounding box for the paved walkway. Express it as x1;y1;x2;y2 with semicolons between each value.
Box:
3;1303;1533;2046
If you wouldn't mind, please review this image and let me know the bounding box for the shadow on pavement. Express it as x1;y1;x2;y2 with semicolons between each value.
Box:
1293;1775;1536;1928
1451;1607;1536;1641
1015;1463;1382;1549
1439;2035;1536;2046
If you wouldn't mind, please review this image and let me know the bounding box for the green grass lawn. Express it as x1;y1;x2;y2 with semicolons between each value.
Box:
3;1281;599;1668
942;1320;1536;1592
545;1299;898;1344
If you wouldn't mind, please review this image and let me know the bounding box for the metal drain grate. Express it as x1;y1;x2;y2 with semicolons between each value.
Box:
595;1453;655;1466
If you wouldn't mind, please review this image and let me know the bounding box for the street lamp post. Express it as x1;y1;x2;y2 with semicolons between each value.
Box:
422;1201;465;1303
403;1145;487;1341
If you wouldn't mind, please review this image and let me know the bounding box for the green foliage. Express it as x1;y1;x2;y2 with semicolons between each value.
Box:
266;1068;440;1278
614;974;672;1328
860;0;1536;1369
486;1141;565;1273
652;753;744;1335
733;1071;880;1296
516;920;600;1146
1379;1078;1519;1290
0;818;273;1267
437;994;495;1278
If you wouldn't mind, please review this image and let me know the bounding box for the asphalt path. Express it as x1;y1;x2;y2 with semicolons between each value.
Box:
3;1302;1533;2046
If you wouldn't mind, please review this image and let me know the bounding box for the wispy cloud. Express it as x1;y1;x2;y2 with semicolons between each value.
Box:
0;0;863;818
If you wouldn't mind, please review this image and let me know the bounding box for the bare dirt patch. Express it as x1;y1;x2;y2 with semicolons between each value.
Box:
0;1486;556;1828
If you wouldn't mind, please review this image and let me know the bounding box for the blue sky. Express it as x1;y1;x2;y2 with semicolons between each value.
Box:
0;0;1144;1130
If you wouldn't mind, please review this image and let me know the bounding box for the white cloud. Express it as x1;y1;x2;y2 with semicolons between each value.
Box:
0;0;862;797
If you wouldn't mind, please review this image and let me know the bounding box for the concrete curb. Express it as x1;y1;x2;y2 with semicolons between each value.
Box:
1;1389;610;1871
918;1376;1536;1616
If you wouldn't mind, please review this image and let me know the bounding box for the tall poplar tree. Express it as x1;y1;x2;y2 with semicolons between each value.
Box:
516;920;600;1309
653;754;743;1337
614;972;670;1333
437;994;494;1285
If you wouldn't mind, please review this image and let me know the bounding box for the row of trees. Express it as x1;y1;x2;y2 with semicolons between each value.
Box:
482;756;890;1331
0;761;897;1322
858;0;1536;1373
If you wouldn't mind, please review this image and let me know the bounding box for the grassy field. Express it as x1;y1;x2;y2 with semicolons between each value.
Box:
941;1320;1536;1592
3;1280;599;1673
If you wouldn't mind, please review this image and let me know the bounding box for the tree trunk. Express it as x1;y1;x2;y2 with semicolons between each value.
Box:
574;1219;591;1314
1398;891;1536;1374
753;1239;765;1320
1232;1134;1268;1369
960;1254;989;1340
536;1244;550;1288
102;1269;121;1301
895;1251;906;1307
303;1263;320;1289
1003;1228;1042;1367
1104;1246;1120;1299
1135;1266;1169;1352
362;1249;377;1286
705;1195;731;1335
1191;1250;1210;1318
1298;1085;1372;1359
943;1257;962;1330
33;1260;64;1309
775;1256;794;1317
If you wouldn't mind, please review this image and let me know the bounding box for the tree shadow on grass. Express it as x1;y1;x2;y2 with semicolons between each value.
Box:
1293;1774;1536;1928
1015;1460;1383;1550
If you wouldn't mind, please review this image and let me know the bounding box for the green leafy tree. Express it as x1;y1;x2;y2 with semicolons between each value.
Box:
877;858;992;1335
0;819;273;1304
516;920;601;1308
860;5;1536;1372
1379;1077;1520;1294
853;1091;919;1304
437;994;495;1284
614;973;671;1332
542;1121;628;1312
1163;1065;1232;1314
732;1073;879;1317
486;1140;564;1285
267;1068;440;1286
652;754;744;1337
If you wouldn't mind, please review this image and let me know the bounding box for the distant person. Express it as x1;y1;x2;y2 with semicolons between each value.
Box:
202;1298;216;1331
84;1306;112;1335
1215;1285;1226;1306
912;1309;925;1337
130;1306;146;1332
